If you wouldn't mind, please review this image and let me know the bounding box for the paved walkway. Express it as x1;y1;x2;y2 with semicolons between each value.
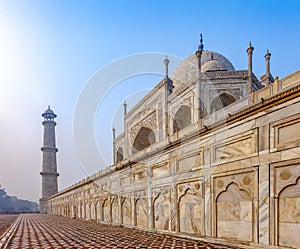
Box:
0;215;19;237
0;214;239;249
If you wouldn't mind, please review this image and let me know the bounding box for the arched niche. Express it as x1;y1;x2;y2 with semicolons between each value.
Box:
111;196;119;224
121;196;132;225
116;147;123;163
132;127;155;154
173;105;191;132
277;177;300;248
153;192;170;231
178;188;203;235
102;198;110;223
135;196;148;228
210;92;237;113
216;182;253;242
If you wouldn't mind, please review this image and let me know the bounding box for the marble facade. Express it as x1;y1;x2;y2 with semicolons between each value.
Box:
46;47;300;248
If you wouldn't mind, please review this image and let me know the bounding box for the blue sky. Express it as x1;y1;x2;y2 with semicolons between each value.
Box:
0;0;299;202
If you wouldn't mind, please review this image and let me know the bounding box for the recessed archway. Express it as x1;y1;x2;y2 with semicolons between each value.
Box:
277;177;300;248
173;105;191;132
216;183;253;242
210;93;236;113
132;127;155;154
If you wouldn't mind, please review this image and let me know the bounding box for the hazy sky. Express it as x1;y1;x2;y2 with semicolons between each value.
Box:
0;0;299;202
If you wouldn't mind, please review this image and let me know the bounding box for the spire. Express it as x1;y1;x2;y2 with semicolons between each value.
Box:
112;126;116;141
195;33;204;121
265;49;271;76
164;56;169;79
246;42;254;94
198;33;204;52
123;101;127;117
195;33;204;70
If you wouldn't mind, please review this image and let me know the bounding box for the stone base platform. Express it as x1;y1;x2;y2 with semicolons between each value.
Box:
0;214;244;249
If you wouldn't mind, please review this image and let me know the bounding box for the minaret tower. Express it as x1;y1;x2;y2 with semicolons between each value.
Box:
39;106;59;214
195;34;204;120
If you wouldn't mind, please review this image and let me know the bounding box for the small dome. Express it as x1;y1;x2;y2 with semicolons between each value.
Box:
42;106;57;120
44;107;54;114
201;59;228;72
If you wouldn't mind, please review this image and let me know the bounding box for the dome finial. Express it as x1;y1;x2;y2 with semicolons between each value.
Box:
198;33;204;51
211;53;214;61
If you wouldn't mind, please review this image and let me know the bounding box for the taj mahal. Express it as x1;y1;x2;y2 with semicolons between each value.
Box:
39;37;300;248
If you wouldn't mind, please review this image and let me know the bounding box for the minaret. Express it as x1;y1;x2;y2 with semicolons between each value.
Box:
264;49;272;85
40;106;59;214
112;126;116;164
164;56;173;94
195;34;204;120
246;42;254;95
123;101;127;117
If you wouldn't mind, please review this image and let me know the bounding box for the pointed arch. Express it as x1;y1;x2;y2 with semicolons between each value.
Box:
173;105;191;132
135;196;148;228
132;127;155;154
216;182;253;242
210;92;237;113
277;177;300;248
178;188;204;235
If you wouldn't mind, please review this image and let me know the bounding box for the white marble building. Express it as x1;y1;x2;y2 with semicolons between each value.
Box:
45;40;300;248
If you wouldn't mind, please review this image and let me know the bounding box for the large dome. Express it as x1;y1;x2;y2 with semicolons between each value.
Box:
171;51;235;87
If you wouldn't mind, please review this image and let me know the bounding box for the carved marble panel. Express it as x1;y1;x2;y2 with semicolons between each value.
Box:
135;190;148;228
176;149;203;173
271;115;300;151
213;129;257;163
208;88;241;100
151;162;169;178
153;186;171;231
121;193;132;225
134;169;147;182
272;161;300;248
102;197;110;223
278;180;300;248
121;174;131;187
213;169;257;242
110;179;119;189
177;180;204;235
216;183;253;242
111;196;119;224
90;201;96;220
96;202;101;221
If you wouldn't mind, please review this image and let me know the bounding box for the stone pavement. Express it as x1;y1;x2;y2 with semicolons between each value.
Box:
0;214;240;249
0;215;19;237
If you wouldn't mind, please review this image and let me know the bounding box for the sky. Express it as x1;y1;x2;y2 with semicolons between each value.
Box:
0;0;299;203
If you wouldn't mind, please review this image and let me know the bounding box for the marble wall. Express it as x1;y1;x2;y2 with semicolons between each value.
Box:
48;71;300;248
